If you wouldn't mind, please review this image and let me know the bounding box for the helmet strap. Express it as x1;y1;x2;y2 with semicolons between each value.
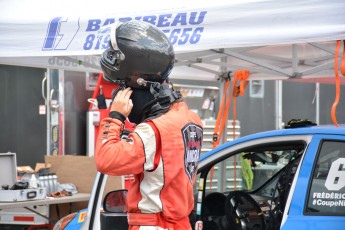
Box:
150;82;182;103
139;82;182;122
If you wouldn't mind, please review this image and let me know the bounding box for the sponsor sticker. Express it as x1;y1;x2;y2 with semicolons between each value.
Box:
182;123;203;182
78;211;87;223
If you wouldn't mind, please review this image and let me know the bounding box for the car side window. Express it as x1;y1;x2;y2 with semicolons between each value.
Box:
306;140;345;215
199;144;304;194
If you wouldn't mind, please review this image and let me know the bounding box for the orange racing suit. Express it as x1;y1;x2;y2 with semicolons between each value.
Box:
95;101;203;230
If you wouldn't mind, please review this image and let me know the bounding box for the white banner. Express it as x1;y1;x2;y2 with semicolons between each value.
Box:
0;0;344;58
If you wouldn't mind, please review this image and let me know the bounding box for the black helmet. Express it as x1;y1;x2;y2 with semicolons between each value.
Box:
100;20;175;89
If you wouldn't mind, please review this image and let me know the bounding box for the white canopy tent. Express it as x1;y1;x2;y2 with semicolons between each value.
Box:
0;0;344;82
2;2;344;227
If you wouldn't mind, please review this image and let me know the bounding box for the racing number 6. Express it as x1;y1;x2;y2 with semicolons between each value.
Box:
325;158;345;191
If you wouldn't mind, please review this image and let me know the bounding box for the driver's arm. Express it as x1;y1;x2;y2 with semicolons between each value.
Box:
95;118;146;176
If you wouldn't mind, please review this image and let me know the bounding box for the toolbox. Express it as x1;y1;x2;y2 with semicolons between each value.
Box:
0;152;46;202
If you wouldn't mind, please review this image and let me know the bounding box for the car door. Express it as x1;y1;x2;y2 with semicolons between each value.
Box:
281;134;345;230
195;134;313;230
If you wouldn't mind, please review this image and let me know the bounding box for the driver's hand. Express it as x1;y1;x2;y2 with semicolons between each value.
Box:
110;87;133;117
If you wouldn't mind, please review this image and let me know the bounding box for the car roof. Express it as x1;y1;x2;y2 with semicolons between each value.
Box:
200;125;345;161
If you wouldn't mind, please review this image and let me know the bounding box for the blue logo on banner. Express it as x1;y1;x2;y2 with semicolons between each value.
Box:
43;17;80;51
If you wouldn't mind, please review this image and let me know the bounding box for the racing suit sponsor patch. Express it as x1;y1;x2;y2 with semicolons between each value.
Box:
182;123;203;182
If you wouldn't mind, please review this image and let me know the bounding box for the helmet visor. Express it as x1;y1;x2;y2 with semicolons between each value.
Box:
110;21;123;51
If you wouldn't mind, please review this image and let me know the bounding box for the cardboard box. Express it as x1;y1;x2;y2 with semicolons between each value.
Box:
16;163;52;180
45;155;122;195
34;162;52;174
16;166;35;175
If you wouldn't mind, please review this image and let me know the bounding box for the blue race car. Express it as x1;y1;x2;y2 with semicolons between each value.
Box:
54;124;345;230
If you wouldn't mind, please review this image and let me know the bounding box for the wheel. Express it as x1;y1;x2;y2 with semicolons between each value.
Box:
224;191;265;230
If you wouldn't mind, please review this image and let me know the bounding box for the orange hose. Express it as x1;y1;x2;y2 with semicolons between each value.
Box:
210;79;231;188
342;41;345;76
232;70;249;190
209;70;249;190
331;41;345;127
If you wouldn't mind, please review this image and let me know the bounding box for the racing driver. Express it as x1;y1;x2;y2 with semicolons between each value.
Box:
95;20;204;230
